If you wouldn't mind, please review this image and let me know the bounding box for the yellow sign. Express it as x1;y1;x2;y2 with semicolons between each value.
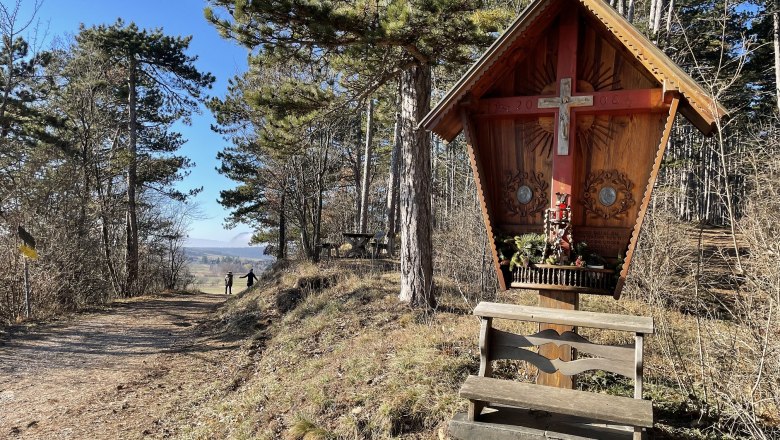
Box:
20;244;38;260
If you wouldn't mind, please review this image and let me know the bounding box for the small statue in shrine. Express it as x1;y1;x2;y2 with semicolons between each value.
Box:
544;193;573;264
555;192;569;211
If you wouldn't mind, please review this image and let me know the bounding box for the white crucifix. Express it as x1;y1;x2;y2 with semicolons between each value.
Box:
538;78;593;155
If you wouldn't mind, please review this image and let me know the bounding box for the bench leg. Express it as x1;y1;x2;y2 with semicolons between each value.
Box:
467;400;487;421
634;427;644;440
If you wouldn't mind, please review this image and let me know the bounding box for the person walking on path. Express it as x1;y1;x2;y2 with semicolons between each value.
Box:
239;268;259;288
224;271;234;295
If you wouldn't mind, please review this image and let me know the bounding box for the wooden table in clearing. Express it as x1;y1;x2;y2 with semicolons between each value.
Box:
342;232;374;258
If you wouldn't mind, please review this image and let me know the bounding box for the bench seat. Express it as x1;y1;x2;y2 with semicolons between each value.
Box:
449;407;637;440
461;375;653;428
474;302;654;334
450;302;655;439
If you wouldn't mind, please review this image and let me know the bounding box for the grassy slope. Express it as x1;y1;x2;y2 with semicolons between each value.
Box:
175;261;756;440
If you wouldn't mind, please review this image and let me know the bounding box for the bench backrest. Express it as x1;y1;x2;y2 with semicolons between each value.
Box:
473;301;654;399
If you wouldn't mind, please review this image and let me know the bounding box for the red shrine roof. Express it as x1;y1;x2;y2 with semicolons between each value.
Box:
422;0;729;141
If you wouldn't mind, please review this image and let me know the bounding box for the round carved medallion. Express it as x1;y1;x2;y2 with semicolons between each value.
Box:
517;185;533;204
503;171;548;217
598;186;617;206
583;170;635;219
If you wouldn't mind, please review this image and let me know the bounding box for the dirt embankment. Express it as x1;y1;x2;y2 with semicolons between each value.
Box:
0;292;239;440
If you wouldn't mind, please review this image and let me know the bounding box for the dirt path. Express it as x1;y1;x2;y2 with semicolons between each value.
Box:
0;292;237;439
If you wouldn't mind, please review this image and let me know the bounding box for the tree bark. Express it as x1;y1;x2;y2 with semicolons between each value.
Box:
359;99;374;233
398;63;434;308
100;214;121;296
649;0;657;28
97;129;122;297
353;116;362;231
313;131;330;262
431;134;439;229
651;0;664;39
386;111;402;256
774;0;780;114
125;57;139;296
627;0;635;22
23;257;31;318
277;191;286;260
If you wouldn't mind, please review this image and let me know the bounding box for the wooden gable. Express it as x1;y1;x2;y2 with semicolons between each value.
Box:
423;0;728;141
424;0;727;298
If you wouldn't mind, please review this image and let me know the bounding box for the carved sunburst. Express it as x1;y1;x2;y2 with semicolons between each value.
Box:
576;58;621;154
518;58;621;158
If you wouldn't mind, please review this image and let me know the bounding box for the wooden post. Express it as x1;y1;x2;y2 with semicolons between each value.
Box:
634;332;645;440
23;257;31;318
469;317;493;421
537;289;578;388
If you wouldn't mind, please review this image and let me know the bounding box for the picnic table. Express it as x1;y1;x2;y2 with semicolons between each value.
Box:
342;232;374;258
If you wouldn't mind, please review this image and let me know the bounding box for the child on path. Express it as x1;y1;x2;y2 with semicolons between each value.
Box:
224;271;233;295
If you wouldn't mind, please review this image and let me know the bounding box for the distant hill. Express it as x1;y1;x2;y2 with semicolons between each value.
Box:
185;231;255;248
184;246;273;260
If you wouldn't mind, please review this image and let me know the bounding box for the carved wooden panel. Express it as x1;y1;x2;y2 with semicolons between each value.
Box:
582;169;635;219
478;117;552;231
502;171;549;217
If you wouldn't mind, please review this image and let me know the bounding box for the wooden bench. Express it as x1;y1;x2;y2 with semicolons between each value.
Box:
449;301;654;440
368;231;389;259
319;241;339;259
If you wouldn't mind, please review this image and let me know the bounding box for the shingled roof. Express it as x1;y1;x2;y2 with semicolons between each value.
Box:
422;0;729;142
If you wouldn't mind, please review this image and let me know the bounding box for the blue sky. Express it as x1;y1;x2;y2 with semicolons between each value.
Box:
19;0;252;243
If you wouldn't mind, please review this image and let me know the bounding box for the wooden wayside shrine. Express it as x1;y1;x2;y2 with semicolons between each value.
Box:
423;0;727;438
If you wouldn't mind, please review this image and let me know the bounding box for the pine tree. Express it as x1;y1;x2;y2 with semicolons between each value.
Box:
205;0;512;307
77;21;214;295
209;61;340;262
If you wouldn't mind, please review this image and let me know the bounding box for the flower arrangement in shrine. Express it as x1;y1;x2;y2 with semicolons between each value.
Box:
497;193;625;278
498;234;614;271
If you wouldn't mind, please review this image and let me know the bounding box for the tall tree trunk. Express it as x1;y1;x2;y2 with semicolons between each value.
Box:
774;0;780;114
398;63;434;308
277;191;286;260
431;134;439;229
79;143;90;239
97;128;122;297
299;200;312;259
125;57;139;296
651;0;664;40
353;116;362;231
386;111;402;256
649;0;657;28
23;257;30;318
359;99;374;233
627;0;635;22
100;214;121;296
313;132;330;262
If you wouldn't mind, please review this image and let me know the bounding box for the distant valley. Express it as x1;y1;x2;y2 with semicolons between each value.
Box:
184;246;273;260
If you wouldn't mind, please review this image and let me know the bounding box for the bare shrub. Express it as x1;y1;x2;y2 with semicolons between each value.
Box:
621;127;780;437
432;189;498;308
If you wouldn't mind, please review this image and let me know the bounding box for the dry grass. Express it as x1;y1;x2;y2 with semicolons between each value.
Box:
175;261;481;439
169;256;777;440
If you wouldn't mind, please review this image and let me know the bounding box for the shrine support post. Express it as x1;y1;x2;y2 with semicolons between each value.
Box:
535;7;579;390
537;289;578;388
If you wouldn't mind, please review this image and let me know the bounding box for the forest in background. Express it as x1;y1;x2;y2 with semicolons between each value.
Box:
1;0;779;437
0;0;214;319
